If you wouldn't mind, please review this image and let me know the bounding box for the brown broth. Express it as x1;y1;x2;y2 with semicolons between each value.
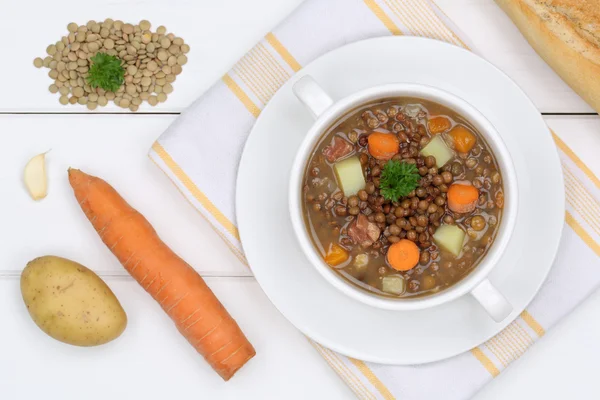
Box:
301;98;504;298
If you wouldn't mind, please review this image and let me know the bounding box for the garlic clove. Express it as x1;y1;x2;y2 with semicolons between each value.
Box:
24;152;49;200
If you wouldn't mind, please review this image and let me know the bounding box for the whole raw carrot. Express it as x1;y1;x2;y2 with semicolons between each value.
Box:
68;168;255;380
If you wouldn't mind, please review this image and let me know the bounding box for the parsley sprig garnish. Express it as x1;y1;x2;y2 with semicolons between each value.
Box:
86;53;125;92
379;160;420;201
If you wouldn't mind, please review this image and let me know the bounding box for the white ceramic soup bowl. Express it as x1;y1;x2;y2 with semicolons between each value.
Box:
289;76;518;322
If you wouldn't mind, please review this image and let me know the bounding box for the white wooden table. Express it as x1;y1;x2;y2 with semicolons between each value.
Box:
2;1;599;398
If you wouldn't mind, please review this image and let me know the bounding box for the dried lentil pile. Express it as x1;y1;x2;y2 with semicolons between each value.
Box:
33;19;189;111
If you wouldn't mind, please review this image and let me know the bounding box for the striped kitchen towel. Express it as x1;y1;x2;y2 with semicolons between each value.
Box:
149;0;600;398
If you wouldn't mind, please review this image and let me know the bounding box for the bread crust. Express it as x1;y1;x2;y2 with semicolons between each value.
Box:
496;0;600;112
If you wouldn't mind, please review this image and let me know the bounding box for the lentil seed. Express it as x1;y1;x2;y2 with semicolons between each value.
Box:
35;20;188;110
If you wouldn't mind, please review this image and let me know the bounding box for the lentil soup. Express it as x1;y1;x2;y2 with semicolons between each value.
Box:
301;98;504;298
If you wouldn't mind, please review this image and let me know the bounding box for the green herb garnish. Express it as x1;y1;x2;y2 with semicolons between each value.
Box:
379;160;420;201
86;53;125;92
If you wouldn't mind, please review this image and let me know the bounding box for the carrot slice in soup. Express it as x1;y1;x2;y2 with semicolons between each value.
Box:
325;244;349;267
448;125;477;153
427;116;452;134
447;183;479;214
387;239;420;271
368;132;399;160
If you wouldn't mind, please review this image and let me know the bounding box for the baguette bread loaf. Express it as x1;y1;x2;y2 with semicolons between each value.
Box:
495;0;600;112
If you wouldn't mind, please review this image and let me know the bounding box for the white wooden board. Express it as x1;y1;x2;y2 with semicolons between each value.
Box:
2;0;600;398
0;276;353;399
0;0;595;113
0;115;248;276
2;112;600;398
1;0;304;112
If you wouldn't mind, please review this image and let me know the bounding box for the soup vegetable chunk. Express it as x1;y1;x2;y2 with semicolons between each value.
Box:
302;99;504;298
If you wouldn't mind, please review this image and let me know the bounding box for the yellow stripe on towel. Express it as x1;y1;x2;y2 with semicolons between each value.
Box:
383;0;426;37
484;337;509;368
471;347;500;377
520;310;545;337
148;153;248;266
566;211;600;257
265;33;302;72
565;175;600;238
349;358;396;400
364;0;403;35
419;0;470;48
310;341;377;400
222;73;262;117
410;0;459;44
233;62;271;105
553;131;600;190
151;142;242;243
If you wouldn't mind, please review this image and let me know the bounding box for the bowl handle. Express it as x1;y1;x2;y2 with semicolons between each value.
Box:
293;76;334;119
470;279;512;322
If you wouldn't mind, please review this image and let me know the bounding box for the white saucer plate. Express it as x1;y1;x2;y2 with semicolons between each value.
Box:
236;37;564;365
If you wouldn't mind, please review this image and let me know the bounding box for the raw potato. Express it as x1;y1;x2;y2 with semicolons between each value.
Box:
21;256;127;346
23;152;49;200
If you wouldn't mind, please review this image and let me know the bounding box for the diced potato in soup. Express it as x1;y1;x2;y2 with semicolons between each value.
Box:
433;224;466;257
333;156;366;196
351;254;370;279
382;275;405;295
353;254;369;269
420;136;453;168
